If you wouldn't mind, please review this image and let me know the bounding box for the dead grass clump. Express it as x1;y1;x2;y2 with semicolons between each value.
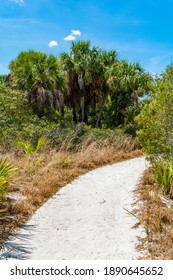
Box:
9;199;32;216
136;168;173;259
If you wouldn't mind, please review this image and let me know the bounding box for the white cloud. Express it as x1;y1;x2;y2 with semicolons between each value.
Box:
64;35;76;41
48;40;58;48
8;0;24;5
64;29;81;41
71;29;81;36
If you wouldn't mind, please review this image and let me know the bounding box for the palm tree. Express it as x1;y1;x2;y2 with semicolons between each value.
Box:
61;41;91;123
9;50;65;117
106;60;152;125
60;41;117;126
92;50;117;127
60;52;80;123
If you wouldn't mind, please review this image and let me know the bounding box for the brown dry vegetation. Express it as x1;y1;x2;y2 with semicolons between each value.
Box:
0;135;142;249
135;168;173;259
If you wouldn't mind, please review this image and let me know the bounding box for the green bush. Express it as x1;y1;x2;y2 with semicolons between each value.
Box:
152;158;173;194
0;85;59;149
136;65;173;195
136;80;173;161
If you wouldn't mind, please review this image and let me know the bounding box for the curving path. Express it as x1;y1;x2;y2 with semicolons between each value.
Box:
0;157;148;260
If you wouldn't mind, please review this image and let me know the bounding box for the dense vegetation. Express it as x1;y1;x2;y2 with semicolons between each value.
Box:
6;41;152;127
0;40;153;152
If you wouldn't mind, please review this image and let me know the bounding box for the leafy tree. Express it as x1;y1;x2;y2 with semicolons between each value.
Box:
136;65;173;195
0;84;58;148
136;65;173;161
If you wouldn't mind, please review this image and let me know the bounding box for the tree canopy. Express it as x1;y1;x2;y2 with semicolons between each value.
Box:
6;41;152;127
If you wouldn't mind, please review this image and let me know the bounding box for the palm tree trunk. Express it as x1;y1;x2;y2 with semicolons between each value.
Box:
73;106;78;123
95;94;106;128
80;95;85;122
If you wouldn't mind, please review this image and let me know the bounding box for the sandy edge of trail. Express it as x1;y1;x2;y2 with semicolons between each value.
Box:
1;157;148;260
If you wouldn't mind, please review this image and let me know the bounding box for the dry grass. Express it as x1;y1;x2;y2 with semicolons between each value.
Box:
0;136;142;249
135;168;173;259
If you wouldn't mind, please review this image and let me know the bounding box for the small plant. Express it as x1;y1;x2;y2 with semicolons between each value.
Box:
35;136;47;153
0;158;17;199
15;136;49;155
153;158;173;194
61;157;73;168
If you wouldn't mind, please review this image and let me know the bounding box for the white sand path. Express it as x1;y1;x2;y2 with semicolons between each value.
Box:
0;157;148;260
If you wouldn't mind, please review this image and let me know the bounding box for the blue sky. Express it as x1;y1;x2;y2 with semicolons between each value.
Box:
0;0;173;75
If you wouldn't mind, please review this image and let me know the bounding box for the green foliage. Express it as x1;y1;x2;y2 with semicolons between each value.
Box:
0;74;6;85
48;123;138;152
0;41;152;155
8;50;66;117
153;158;173;194
136;65;173;195
60;41;117;126
15;136;49;155
105;60;152;127
5;41;151;129
123;101;148;136
0;80;138;153
0;84;61;149
0;158;17;199
9;50;65;92
0;85;30;147
136;74;173;161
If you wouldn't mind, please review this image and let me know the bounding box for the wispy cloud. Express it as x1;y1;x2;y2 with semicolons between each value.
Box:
0;17;39;29
8;0;24;5
48;40;58;48
112;14;144;27
147;51;173;74
64;34;76;41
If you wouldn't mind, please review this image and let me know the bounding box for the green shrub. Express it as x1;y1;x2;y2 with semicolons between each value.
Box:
152;158;173;194
136;80;173;161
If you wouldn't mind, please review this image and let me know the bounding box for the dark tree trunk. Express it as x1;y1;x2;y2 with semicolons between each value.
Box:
72;106;78;123
95;94;106;128
80;95;85;122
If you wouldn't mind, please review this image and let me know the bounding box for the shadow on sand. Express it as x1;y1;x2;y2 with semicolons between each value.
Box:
0;224;37;260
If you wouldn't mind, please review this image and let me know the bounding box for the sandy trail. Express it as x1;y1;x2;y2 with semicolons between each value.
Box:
0;157;147;260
